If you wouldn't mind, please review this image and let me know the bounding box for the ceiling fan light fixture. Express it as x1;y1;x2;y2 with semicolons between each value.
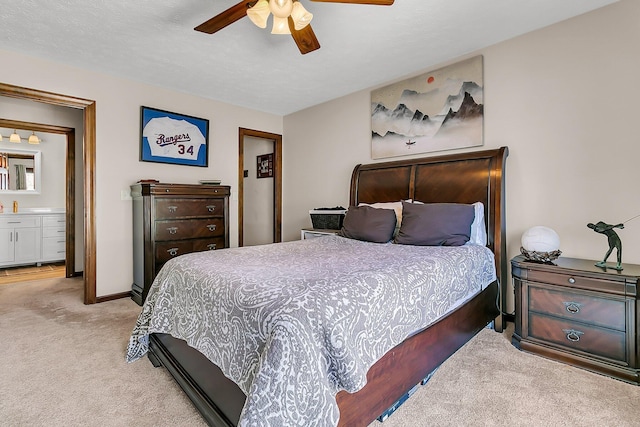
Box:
9;130;21;143
28;131;40;145
291;1;313;30
269;0;293;19
247;0;270;29
271;15;291;34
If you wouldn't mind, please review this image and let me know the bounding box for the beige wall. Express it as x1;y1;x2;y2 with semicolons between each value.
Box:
283;0;640;313
0;51;282;298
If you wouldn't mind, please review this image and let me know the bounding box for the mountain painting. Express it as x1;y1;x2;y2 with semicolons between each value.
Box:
371;56;483;159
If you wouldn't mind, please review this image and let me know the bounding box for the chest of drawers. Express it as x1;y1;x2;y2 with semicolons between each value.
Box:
511;255;639;385
131;183;230;305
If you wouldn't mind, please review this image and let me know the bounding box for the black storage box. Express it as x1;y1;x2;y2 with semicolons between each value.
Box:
309;209;346;230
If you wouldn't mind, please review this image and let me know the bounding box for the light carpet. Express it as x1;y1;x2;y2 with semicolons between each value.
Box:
1;277;638;426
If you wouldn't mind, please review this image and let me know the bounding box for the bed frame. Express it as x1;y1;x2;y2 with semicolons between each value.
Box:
147;147;509;427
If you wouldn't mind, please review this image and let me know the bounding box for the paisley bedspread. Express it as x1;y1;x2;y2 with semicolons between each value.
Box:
126;235;496;426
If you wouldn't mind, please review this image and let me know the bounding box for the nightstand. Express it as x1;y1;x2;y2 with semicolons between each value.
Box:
300;228;340;239
511;255;640;385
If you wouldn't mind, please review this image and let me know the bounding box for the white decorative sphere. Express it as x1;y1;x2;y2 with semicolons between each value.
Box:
521;226;561;253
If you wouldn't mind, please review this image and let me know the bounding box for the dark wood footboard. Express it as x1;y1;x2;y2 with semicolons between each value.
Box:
148;280;499;426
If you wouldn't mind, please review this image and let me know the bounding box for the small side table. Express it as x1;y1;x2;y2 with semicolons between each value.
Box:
511;255;639;385
300;228;340;240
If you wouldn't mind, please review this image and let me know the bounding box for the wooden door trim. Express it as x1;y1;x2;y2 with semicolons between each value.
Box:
0;83;97;304
238;128;282;247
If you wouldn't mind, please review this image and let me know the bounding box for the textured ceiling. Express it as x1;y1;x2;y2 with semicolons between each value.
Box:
0;0;618;115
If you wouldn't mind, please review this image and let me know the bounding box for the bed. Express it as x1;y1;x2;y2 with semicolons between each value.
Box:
127;146;508;427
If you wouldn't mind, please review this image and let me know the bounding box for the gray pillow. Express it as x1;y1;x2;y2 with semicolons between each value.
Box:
339;205;397;243
395;201;474;246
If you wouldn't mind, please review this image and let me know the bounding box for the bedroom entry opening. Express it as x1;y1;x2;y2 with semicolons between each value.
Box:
238;128;282;247
0;117;77;284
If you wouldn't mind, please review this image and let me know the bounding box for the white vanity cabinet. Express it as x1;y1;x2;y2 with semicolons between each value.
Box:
0;212;66;268
0;215;42;267
41;214;66;262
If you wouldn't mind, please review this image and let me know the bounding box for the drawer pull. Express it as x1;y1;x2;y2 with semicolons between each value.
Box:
568;277;576;284
207;243;217;250
562;328;584;342
167;248;179;256
167;227;178;234
207;224;217;232
167;206;178;213
206;205;216;212
563;301;582;314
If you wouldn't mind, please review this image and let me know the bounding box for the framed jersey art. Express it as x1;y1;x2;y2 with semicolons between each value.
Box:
140;106;209;167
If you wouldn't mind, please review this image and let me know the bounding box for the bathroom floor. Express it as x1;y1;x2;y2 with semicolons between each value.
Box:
0;262;65;285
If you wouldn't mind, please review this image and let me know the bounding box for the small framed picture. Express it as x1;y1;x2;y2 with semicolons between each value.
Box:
140;106;209;167
257;153;274;178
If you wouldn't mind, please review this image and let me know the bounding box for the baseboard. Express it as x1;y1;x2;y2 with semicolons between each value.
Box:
96;291;132;303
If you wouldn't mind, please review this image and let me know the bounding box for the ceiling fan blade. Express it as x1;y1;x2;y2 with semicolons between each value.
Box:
289;20;321;55
310;0;394;5
194;0;256;34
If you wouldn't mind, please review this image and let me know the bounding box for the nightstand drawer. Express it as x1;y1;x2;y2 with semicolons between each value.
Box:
529;314;627;362
527;269;617;293
528;286;625;331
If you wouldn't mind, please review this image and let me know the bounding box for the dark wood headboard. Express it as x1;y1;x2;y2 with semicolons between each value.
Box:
349;147;509;331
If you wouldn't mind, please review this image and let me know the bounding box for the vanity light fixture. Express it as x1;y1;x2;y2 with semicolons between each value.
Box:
9;130;21;143
28;132;40;145
0;130;43;144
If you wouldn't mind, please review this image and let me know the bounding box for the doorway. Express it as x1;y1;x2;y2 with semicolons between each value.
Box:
0;83;97;304
0;118;76;279
238;128;282;247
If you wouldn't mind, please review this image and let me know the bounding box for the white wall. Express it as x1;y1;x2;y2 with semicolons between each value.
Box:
0;51;282;298
283;0;640;314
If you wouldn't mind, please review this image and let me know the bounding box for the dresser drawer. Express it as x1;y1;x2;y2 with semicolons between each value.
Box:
528;313;627;362
528;286;626;331
155;237;225;264
155;198;224;219
154;218;225;241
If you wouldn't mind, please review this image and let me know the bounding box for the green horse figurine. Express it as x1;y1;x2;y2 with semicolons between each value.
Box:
587;221;624;271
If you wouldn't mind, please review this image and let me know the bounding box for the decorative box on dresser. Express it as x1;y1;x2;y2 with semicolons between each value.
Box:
511;255;640;385
131;183;230;305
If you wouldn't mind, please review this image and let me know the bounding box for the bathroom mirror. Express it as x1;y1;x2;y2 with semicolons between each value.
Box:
0;148;41;194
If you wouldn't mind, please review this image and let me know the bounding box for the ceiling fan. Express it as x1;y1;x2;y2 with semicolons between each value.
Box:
195;0;394;55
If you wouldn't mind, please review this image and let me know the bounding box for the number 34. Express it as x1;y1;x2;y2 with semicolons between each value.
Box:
178;145;194;156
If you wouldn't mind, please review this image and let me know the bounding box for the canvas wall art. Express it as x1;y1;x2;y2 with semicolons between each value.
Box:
371;55;483;159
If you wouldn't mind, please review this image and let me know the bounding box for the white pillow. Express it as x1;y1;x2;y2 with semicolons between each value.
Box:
411;200;487;246
469;202;487;246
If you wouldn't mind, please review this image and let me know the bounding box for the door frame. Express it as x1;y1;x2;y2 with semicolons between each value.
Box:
0;118;76;279
0;83;97;304
238;128;282;247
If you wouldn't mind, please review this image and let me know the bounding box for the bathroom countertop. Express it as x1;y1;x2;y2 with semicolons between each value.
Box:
0;208;65;215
